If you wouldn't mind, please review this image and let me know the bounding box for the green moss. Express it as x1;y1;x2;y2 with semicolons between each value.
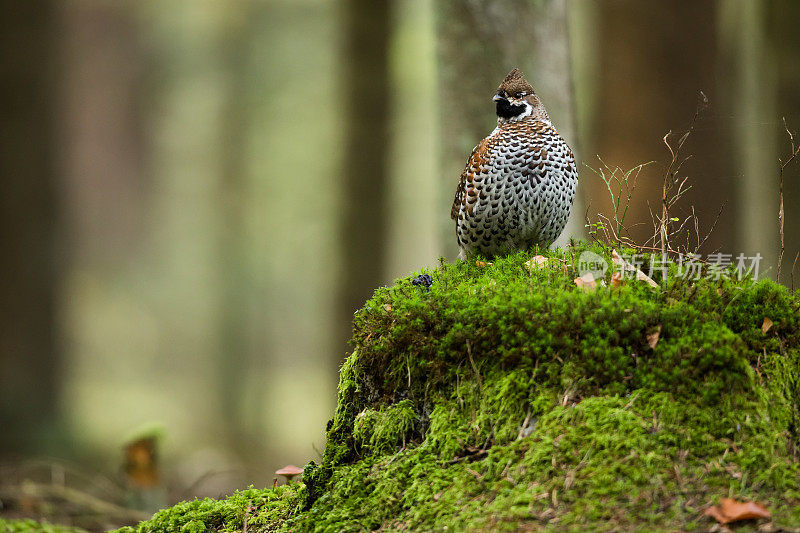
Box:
353;399;416;456
122;242;800;531
0;519;87;533
113;485;301;532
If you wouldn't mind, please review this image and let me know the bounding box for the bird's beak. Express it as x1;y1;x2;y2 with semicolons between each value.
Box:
493;94;504;102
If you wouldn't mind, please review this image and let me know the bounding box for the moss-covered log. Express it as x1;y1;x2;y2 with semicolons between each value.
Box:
118;242;800;532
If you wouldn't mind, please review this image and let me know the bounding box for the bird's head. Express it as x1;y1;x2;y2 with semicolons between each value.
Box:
493;68;549;124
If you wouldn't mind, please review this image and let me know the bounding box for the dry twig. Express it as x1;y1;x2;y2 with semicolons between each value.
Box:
777;118;800;282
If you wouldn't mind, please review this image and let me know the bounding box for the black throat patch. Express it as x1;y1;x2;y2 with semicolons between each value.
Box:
495;98;527;119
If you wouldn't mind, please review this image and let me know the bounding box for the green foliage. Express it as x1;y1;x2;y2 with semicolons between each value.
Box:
353;399;416;456
113;485;301;533
119;242;800;531
584;158;650;244
0;519;86;533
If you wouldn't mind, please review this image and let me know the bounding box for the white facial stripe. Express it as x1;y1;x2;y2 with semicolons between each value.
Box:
497;101;533;124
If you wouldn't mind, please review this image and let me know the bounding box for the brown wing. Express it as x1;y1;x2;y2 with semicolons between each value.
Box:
451;137;492;220
450;171;466;220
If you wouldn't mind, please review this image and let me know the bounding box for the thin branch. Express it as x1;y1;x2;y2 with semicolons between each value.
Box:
631;244;713;266
465;340;482;388
697;202;726;253
777;118;799;281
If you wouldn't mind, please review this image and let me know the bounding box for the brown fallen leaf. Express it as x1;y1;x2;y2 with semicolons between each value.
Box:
525;255;549;272
475;261;493;268
611;249;659;288
610;271;624;288
647;325;661;350
761;317;773;334
704;498;771;525
574;272;597;291
124;436;160;488
383;304;392;312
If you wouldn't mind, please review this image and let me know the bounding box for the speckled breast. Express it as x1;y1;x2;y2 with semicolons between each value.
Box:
452;119;578;257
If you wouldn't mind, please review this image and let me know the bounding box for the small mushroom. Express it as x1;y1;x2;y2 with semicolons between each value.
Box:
275;464;303;484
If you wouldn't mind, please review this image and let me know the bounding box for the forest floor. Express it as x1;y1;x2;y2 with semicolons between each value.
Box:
6;241;800;532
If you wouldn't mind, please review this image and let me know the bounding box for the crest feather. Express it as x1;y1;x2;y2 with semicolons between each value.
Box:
497;68;534;95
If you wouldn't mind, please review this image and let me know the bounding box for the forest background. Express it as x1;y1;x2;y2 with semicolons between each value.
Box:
2;0;799;510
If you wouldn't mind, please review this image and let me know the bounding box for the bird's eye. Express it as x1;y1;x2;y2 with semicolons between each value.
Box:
514;92;523;99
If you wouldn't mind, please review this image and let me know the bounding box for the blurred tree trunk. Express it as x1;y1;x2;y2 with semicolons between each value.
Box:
436;0;583;256
770;0;800;285
593;1;733;250
337;0;391;355
568;0;600;177
385;0;441;281
60;3;147;267
217;8;253;455
0;1;62;453
718;1;778;276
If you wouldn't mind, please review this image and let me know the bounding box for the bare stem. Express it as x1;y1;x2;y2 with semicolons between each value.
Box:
777;118;799;282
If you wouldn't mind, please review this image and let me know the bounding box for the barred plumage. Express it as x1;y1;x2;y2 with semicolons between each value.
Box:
451;68;578;259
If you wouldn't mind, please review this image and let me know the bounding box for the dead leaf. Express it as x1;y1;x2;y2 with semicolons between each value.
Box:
465;467;484;481
475;260;492;268
574;272;597;291
124;436;160;488
647;325;661;350
704;498;771;524
635;271;657;288
525;255;549;272
383;304;392;312
611;249;659;289
564;470;575;490
761;317;773;334
610;271;624;288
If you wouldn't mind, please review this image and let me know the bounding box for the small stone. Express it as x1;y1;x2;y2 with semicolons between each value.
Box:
412;274;433;289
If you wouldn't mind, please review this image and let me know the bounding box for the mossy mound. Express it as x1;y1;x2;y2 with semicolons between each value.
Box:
113;485;301;533
120;242;800;532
